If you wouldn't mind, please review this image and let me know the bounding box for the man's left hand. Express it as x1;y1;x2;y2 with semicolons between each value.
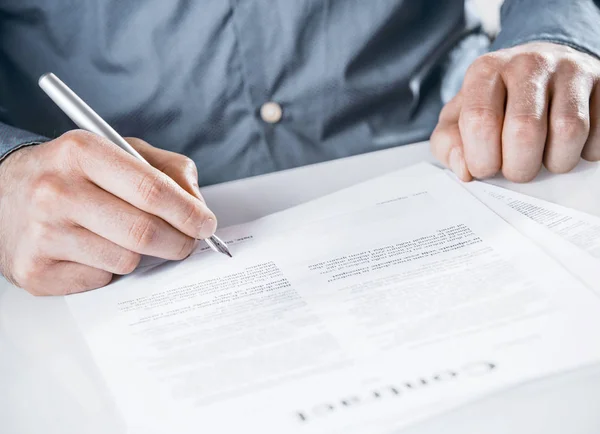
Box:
431;42;600;182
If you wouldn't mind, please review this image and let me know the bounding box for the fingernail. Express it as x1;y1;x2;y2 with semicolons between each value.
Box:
449;147;468;180
198;217;218;239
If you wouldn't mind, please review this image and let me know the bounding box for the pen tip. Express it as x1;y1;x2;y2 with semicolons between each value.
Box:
205;235;233;258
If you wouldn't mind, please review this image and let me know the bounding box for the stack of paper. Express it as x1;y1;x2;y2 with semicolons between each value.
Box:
66;163;600;434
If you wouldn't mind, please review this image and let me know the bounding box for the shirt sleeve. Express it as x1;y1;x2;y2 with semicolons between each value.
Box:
490;0;600;59
0;122;49;164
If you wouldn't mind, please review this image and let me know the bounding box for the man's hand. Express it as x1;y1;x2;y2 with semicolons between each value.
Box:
0;130;217;296
431;42;600;182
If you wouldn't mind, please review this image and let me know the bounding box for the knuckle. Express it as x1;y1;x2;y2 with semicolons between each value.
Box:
10;265;28;289
175;237;195;261
179;156;198;176
19;278;47;296
550;113;589;142
12;257;43;290
136;171;169;207
468;55;502;79
29;221;54;248
29;175;66;210
506;114;546;145
437;102;453;123
123;137;143;147
461;107;503;129
181;200;203;228
58;130;91;153
128;215;160;250
54;130;93;172
507;52;552;76
429;128;456;164
51;140;75;169
59;129;85;145
429;127;447;154
555;56;584;77
64;129;97;144
114;251;141;275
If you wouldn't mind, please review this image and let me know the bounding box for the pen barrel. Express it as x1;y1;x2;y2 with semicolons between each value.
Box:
38;73;147;163
38;73;230;256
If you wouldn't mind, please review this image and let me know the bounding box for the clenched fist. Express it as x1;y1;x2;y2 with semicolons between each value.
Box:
0;130;217;296
432;42;600;182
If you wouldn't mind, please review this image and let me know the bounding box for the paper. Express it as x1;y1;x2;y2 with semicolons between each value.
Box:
66;167;600;434
468;180;600;258
485;159;600;217
462;179;600;294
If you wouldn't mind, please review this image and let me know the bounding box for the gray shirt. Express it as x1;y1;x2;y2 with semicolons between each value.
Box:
1;0;599;185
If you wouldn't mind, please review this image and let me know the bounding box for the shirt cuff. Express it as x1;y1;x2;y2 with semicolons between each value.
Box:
490;0;600;60
0;140;48;165
0;123;49;164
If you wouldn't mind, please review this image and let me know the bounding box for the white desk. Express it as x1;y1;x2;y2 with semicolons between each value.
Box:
2;141;600;434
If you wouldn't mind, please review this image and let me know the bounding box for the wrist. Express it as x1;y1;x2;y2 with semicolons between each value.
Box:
0;141;45;167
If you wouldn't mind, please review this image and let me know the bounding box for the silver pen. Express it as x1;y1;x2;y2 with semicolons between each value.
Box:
38;72;232;258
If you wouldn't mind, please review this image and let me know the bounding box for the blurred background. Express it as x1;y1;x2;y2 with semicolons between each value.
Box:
472;0;504;36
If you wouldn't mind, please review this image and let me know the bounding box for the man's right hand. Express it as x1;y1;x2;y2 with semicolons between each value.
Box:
0;130;217;296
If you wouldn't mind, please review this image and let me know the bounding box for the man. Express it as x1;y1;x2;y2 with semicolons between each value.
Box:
0;0;599;295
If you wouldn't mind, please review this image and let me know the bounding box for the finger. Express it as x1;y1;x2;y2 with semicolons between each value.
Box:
30;261;112;296
65;182;196;261
431;95;472;181
501;54;551;182
545;59;593;172
125;138;205;201
458;55;506;178
42;225;141;275
582;82;600;161
64;131;216;239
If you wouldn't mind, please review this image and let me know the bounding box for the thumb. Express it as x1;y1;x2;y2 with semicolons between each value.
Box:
125;137;205;202
430;94;472;182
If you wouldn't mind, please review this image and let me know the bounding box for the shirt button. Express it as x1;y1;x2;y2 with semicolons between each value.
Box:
260;101;283;124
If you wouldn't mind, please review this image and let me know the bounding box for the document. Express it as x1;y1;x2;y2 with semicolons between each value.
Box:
485;158;600;218
462;179;600;294
466;180;600;259
66;168;600;434
266;163;600;294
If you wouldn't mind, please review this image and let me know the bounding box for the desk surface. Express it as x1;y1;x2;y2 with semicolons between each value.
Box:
2;142;600;434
